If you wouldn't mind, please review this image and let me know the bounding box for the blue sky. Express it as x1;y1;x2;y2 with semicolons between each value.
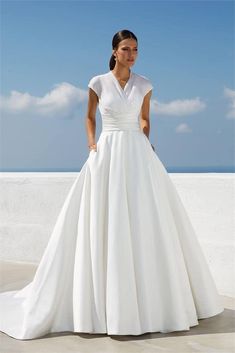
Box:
0;0;234;172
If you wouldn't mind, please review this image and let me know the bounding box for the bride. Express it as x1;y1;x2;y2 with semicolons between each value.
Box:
0;29;224;340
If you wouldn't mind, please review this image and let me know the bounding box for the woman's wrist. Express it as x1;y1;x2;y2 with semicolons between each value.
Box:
88;143;96;150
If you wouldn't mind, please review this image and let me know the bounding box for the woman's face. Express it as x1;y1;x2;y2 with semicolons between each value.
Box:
113;38;138;68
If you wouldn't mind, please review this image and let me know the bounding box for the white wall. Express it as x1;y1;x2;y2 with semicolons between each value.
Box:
0;172;234;297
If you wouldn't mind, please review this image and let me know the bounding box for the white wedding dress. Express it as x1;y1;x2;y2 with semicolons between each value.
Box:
0;70;224;339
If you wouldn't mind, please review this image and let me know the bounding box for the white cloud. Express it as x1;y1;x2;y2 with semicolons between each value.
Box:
175;123;192;133
0;82;87;118
151;97;206;116
224;87;235;119
0;83;208;122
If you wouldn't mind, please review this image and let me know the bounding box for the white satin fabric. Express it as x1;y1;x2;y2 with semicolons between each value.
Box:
0;71;224;339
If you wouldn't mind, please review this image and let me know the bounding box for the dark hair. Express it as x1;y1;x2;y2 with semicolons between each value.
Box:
109;29;138;70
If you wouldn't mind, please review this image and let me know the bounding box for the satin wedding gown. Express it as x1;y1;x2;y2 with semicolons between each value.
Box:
0;70;224;339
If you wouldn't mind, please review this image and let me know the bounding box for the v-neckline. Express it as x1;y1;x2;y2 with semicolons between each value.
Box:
110;70;133;92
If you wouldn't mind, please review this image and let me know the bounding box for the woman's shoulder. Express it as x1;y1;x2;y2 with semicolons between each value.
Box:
134;72;154;95
134;72;152;84
87;72;109;98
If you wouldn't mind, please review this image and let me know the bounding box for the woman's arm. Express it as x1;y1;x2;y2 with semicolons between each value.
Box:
140;90;155;151
86;88;99;151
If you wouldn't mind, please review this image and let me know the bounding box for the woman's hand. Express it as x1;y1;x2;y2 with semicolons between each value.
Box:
88;143;97;152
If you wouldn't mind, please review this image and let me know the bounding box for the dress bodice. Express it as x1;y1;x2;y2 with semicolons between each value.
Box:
88;71;154;131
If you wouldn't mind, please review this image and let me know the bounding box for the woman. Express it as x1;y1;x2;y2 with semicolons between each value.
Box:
0;29;224;340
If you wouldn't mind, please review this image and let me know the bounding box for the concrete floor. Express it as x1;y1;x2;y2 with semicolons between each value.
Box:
0;261;234;353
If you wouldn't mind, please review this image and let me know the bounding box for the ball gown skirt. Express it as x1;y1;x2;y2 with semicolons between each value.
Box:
0;123;224;339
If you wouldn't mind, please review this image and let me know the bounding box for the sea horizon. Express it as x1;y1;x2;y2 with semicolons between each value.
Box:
0;166;234;173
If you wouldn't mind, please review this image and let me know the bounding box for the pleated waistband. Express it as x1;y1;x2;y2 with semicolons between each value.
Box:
101;115;141;131
102;126;141;132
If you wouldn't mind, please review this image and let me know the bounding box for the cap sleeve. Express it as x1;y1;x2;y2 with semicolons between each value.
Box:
88;75;101;99
143;79;154;97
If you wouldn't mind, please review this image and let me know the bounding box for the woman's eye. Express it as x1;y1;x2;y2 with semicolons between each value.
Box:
122;48;138;51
